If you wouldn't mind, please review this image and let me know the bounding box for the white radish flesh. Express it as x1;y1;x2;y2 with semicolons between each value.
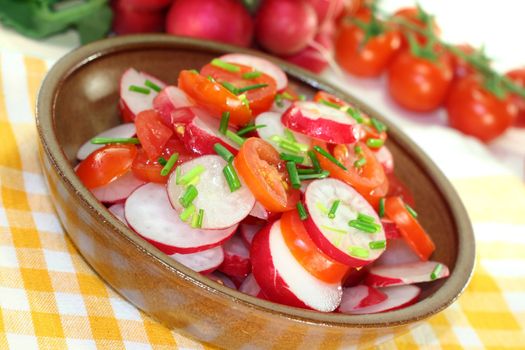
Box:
91;171;145;203
153;86;194;124
208;271;237;289
76;123;136;160
240;223;262;246
239;273;263;297
248;201;270;220
365;261;450;287
373;238;421;266
374;145;394;174
218;235;251;277
108;202;126;224
119;68;166;121
342;285;421;314
170;245;224;274
338;285;387;312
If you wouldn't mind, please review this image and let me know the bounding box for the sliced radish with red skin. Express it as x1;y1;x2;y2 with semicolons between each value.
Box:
119;68;166;122
374;146;394;174
341;285;421;314
153;86;194;124
365;261;450;287
76;123;136;160
338;285;387;312
91;171;145;203
208;271;237;289
343;268;367;287
251;220;342;311
125;183;236;254
382;218;401;239
219;53;288;91
303;178;386;267
248;201;273;221
108;202;126;224
167;155;255;229
218;235;251;277
240;223;262;246
170;245;224;274
281;101;361;144
239;273;266;298
373;238;421;267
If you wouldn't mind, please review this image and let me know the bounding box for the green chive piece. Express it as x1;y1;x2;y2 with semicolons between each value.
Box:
297;168;317;175
272;135;308;152
298;170;330;180
371;117;387;133
298;94;306;101
160;153;179;176
236;83;268;94
226;130;245;146
191;209;200;228
283;128;296;142
348;246;370;258
274;93;284;108
219;112;230;135
308;150;321;171
196;209;204;228
405;204;418;218
236;124;266;136
313;146;347;170
90;137;140;145
357;212;375;224
223;164;241;192
281;91;295;100
279;141;300;154
186;175;201;187
378;198;386;218
316;202;329;215
321;225;348;234
369;240;386;250
348;220;380;233
177;165;206;186
366;138;384;149
188;69;198;74
175;166;182;183
354;157;366;168
430;263;443;280
296;202;308;221
239;94;250;108
286;161;301;189
214;143;234;163
354;145;363;155
129;85;150;94
211;58;240;73
280;153;304;163
207;75;216;83
328;200;341;219
347;108;364;123
221;81;238;94
179;185;198;208
145;79;161;92
319;99;341;109
242;71;262;79
180;204;196;222
158;157;167;166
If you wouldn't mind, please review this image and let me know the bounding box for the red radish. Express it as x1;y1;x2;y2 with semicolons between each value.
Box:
305;0;345;26
251;220;342;311
283;30;333;74
281;101;361;144
76;123;136;161
91;171;145;203
248;201;271;221
167;155;255;229
208;271;237;289
240;223;262;246
170;245;224;274
255;0;318;56
239;273;266;298
112;1;166;35
125;183;237;254
119;68;166;122
342;268;368;287
120;0;172;11
341;285;421;314
108;203;126;224
382;219;401;239
374;146;394;174
166;0;253;47
153;86;194;124
365;261;450;287
303;178;386;267
218;235;251;277
338;285;387;312
219;53;288;91
373;238;421;267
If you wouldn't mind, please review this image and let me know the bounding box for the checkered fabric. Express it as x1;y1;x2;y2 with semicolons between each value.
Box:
0;50;524;349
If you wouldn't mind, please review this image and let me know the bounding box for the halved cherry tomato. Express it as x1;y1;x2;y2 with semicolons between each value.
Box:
281;210;350;283
313;90;347;107
234;137;300;212
76;144;137;189
178;70;252;126
135;109;173;161
200;63;277;117
384;196;435;260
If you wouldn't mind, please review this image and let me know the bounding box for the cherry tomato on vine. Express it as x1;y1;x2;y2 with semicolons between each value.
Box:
505;68;525;128
393;6;440;48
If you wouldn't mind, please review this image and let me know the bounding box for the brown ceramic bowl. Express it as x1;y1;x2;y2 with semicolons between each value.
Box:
36;35;475;349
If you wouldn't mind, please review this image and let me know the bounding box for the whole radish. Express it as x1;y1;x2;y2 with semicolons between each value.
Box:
166;0;254;47
304;0;345;27
283;25;334;74
255;0;318;56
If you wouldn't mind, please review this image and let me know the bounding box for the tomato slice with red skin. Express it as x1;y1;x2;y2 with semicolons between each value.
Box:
200;63;277;117
234;137;300;212
178;70;252;126
281;210;350;284
76;144;137;189
135;109;173;161
313;91;347;107
384;196;435;261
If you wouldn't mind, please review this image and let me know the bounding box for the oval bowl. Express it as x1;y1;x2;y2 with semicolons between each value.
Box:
36;35;475;349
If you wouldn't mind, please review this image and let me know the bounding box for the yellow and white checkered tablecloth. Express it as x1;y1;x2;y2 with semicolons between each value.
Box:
1;50;524;349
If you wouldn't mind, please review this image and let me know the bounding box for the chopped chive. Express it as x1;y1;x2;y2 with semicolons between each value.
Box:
378;198;385;218
145;79;161;92
371;117;387;133
223;164;241;192
316;202;329;215
221;81;238;94
188;69;199;74
281;91;295;100
196;209;204;228
179;204;196;222
236;124;266;136
191;209;200;228
283;128;296;142
357;212;375;224
271;135;309;152
354;157;366;168
211;58;240;73
237;83;268;94
226;130;245;146
369;240;386;250
286;161;301;189
278;141;300;154
348;246;370;258
298;94;306;101
128;85;150;94
347;108;364;123
214;143;234;163
321;225;348;234
177;165;206;186
274;93;284;108
354;145;363;155
366;138;384;149
239;94;250;108
160;153;179;176
319;99;341;109
297;168;316;175
328;200;341;219
186;175;201;187
175;166;182;183
308;150;321;171
219;111;230;135
313;146;347;171
298;170;330;180
179;185;198;208
430;263;443;280
90;137;140;145
405;204;418;218
280;153;304;163
158;157;167;166
242;71;262;79
296;202;308;221
207;75;216;82
348;220;380;233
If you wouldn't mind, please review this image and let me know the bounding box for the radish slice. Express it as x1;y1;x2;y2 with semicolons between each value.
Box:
281;101;361;144
208;271;237;289
251;220;342;312
153;86;194;124
342;268;367;287
219;53;288;91
382;219;401;239
167;155;255;229
76;123;136;160
218;235;251;277
248;201;271;220
108;202;126;224
91;171;145;203
338;285;387;312
365;261;450;287
303;178;386;267
182;108;240;155
374;146;394;174
373;238;421;266
239;273;266;298
119;68;166;122
125;183;236;254
240;223;262;246
341;285;421;314
170;245;224;274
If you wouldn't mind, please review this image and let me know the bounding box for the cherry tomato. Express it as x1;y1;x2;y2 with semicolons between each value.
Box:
384;196;435;261
505;68;525;128
76;144;137;189
446;75;517;142
393;7;440;48
387;49;452;112
234;137;300;212
313;90;347;107
200;63;277;117
449;44;480;80
135;109;173;161
178;70;252;126
387;173;415;207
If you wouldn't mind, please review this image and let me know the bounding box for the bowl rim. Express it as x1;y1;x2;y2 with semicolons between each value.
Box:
36;34;475;328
